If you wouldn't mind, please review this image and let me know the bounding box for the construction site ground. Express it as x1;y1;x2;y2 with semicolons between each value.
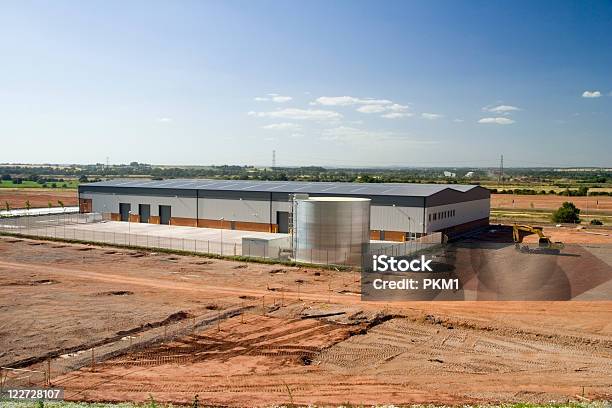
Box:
0;224;611;406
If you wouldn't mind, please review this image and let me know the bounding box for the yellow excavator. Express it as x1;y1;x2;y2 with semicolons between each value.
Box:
512;224;564;254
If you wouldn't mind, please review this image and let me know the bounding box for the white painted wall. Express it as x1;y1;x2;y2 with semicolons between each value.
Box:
425;198;490;233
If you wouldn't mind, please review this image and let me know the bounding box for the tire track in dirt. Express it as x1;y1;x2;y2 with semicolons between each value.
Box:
0;260;359;304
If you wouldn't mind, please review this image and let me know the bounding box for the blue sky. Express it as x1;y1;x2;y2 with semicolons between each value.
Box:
1;0;611;167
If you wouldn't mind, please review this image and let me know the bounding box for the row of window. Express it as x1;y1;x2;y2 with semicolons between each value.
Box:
429;209;455;222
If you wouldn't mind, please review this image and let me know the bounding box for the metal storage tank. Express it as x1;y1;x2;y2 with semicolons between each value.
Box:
293;197;370;266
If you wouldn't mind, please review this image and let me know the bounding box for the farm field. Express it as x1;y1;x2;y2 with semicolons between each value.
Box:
0;188;78;210
491;194;612;225
0;225;611;406
0;180;79;189
492;194;612;213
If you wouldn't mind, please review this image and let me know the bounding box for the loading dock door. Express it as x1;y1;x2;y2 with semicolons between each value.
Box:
139;204;150;223
277;211;289;233
119;203;131;222
159;205;171;225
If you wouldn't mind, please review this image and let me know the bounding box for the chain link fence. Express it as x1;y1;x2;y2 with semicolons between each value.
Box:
0;213;259;259
0;212;443;269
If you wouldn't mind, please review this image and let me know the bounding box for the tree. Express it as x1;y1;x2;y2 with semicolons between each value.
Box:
551;201;581;223
48;201;53;208
78;175;89;183
25;200;31;212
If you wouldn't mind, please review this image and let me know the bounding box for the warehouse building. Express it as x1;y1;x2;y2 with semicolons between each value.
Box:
78;179;490;241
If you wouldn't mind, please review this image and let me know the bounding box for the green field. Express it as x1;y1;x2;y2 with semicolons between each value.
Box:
0;180;78;189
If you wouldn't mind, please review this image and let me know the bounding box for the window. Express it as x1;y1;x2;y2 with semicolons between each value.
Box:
428;214;431;222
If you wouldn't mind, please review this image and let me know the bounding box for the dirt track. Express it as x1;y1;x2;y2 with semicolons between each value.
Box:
1;233;611;405
0;188;77;209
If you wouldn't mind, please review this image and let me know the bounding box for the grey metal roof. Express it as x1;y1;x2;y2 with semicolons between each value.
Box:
82;179;482;197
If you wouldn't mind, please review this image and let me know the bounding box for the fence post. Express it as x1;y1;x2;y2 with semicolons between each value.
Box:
234;243;236;256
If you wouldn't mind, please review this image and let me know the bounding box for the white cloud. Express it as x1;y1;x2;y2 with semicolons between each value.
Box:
262;122;302;130
313;95;414;118
249;108;342;121
582;90;601;98
271;95;292;103
387;103;410;112
381;112;413;119
156;117;173;123
478;117;515;125
421;113;443;120
483;104;521;114
453;118;465;123
254;94;293;103
380;104;413;119
357;104;387;113
314;96;393;106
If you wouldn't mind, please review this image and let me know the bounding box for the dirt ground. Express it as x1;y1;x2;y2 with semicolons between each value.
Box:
492;194;612;213
0;188;78;209
0;228;611;406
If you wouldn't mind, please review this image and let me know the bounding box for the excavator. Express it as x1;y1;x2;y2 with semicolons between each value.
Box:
512;224;564;254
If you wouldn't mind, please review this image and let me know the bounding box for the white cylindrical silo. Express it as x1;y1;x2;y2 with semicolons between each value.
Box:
293;197;370;266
